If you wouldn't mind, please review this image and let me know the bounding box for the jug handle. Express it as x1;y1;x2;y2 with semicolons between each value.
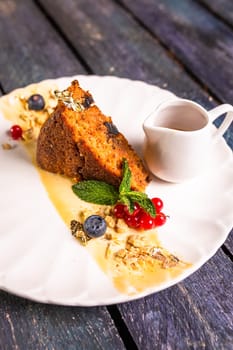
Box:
208;104;233;138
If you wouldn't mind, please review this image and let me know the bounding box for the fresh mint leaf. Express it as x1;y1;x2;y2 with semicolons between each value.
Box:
72;180;119;205
126;191;156;217
71;159;155;218
137;197;156;217
118;160;156;216
119;194;135;213
119;159;131;194
125;191;148;200
118;194;130;207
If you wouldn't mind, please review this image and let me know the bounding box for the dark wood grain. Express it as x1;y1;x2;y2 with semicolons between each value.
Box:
118;249;233;350
0;291;126;350
225;229;233;255
0;0;85;92
198;0;233;28
0;0;232;348
120;0;233;104
37;0;213;106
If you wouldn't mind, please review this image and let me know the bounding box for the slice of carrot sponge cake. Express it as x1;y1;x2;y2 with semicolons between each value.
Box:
36;80;150;191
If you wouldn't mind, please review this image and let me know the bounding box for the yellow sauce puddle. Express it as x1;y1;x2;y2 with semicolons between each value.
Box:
1;85;191;295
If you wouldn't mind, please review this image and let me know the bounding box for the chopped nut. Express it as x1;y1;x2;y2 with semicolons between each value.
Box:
127;234;145;248
105;243;111;259
22;128;34;141
115;249;127;259
149;247;161;256
70;219;92;246
34;115;47;126
103;206;112;216
162;254;179;268
80;209;92;222
1;143;13;150
130;262;138;270
105;215;115;228
70;220;83;235
137;257;147;268
18;95;28;109
49;89;55;98
170;254;179;263
105;233;112;240
115;218;128;233
152;251;166;262
19;114;28;122
162;258;172;269
77;234;91;246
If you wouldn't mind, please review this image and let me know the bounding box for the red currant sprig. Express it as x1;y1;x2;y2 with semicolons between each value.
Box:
113;197;167;231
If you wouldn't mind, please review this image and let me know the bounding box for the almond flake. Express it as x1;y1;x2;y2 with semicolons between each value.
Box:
1;143;13;150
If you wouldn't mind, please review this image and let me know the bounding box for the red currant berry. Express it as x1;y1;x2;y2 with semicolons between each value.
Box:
125;214;141;228
124;202;141;217
152;197;163;213
139;212;156;230
113;204;126;219
154;212;167;227
10;125;23;140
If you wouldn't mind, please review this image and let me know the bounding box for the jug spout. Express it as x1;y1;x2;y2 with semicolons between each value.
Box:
143;123;160;142
143;110;171;143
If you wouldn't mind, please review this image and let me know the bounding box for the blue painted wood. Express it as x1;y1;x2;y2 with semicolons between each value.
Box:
0;291;126;350
199;0;233;28
120;0;233;104
225;229;233;254
37;0;213;107
0;0;232;349
0;0;85;92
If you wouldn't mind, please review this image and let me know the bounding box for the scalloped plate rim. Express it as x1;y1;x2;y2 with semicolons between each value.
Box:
0;75;232;306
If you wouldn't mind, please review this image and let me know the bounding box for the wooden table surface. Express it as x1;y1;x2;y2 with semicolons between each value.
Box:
0;1;232;349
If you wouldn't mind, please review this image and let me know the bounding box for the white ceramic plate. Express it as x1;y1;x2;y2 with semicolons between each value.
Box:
0;75;232;306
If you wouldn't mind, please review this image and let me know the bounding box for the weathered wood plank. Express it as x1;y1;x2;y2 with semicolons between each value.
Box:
120;0;233;103
0;0;85;92
198;0;233;28
0;291;126;350
0;1;232;348
118;249;233;350
37;0;213;107
225;229;233;254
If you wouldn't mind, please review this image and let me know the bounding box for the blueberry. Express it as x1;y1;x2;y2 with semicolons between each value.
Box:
28;94;45;111
83;215;107;238
83;94;94;109
104;122;119;135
